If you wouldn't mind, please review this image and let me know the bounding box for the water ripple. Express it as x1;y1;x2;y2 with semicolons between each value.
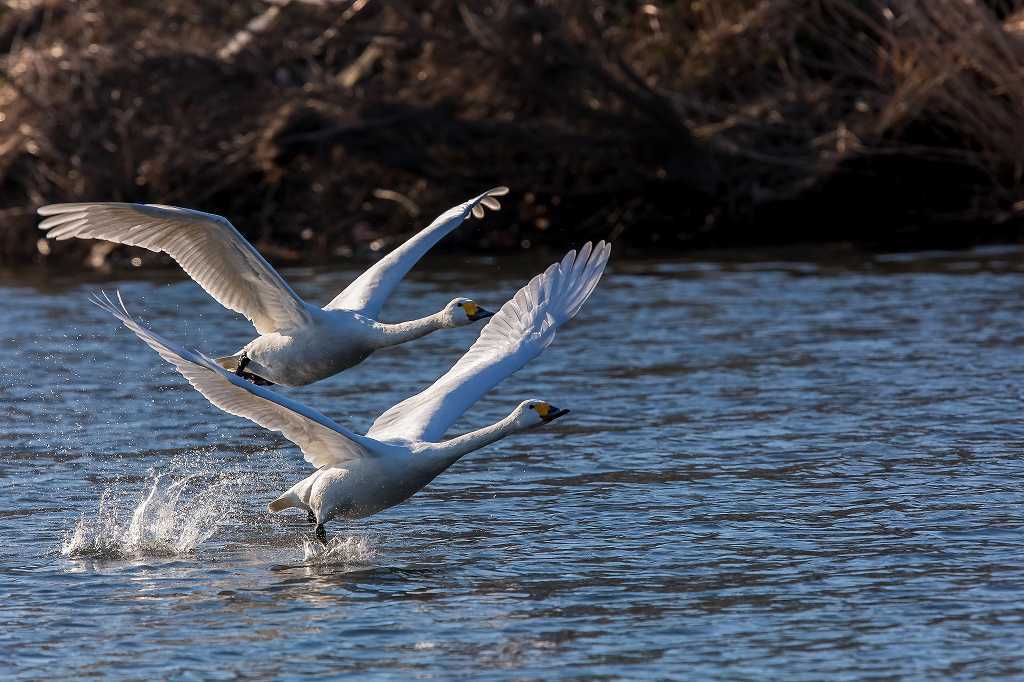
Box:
4;250;1024;679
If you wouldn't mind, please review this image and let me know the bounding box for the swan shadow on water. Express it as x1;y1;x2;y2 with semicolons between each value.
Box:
268;553;450;597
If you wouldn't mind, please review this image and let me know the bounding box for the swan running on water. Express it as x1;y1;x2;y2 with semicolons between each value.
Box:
39;188;507;386
92;242;610;543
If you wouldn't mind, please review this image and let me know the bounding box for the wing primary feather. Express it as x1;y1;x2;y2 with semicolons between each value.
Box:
39;203;310;334
323;186;511;317
91;290;371;468
366;241;611;443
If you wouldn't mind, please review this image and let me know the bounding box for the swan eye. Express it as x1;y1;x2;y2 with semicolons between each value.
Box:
528;403;535;410
456;302;463;307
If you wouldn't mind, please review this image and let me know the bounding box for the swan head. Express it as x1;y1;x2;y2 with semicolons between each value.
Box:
514;399;571;429
445;297;494;326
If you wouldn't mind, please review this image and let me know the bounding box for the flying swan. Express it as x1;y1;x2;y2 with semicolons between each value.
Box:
92;241;610;543
39;188;508;386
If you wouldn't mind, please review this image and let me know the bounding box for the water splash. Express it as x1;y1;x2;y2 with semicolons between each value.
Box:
301;534;376;566
62;469;248;559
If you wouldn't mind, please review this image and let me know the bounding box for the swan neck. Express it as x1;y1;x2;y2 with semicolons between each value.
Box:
425;414;520;471
374;311;446;346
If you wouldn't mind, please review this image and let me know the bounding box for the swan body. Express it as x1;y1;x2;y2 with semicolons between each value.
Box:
272;404;546;522
93;241;610;541
40;188;507;386
227;296;475;386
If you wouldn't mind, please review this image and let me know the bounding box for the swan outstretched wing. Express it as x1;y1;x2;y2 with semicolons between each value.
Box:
92;292;370;468
39;203;311;334
367;241;611;443
324;187;508;317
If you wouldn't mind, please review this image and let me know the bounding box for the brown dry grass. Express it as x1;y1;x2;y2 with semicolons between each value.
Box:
3;1;1024;268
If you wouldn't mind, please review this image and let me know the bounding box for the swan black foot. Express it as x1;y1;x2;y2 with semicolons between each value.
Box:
315;524;328;545
307;510;316;524
234;354;274;386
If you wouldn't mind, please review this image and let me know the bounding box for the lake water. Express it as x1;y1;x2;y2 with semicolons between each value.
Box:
4;246;1024;679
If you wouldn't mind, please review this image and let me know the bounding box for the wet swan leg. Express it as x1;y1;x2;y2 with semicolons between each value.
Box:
234;353;251;377
234;353;275;387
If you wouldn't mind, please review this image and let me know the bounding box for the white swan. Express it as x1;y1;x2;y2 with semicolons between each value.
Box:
92;241;610;542
39;188;508;386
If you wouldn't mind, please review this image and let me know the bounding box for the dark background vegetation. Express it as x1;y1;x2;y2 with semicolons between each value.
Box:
4;0;1024;269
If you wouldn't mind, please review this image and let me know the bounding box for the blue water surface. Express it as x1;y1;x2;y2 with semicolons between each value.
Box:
3;247;1024;679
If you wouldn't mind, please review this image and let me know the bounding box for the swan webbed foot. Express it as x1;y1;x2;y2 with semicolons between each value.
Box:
315;524;327;545
307;511;316;525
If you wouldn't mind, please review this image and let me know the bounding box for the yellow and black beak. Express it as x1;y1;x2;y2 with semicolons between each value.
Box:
535;403;570;423
463;302;495;322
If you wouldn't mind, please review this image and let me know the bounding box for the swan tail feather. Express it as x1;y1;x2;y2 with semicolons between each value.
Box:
268;491;304;513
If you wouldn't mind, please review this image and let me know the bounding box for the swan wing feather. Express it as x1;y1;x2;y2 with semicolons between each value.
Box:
39;202;310;334
324;187;508;317
367;241;610;443
92;291;369;468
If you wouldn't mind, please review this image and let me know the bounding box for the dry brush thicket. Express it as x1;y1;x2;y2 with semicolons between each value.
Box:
2;0;1024;268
